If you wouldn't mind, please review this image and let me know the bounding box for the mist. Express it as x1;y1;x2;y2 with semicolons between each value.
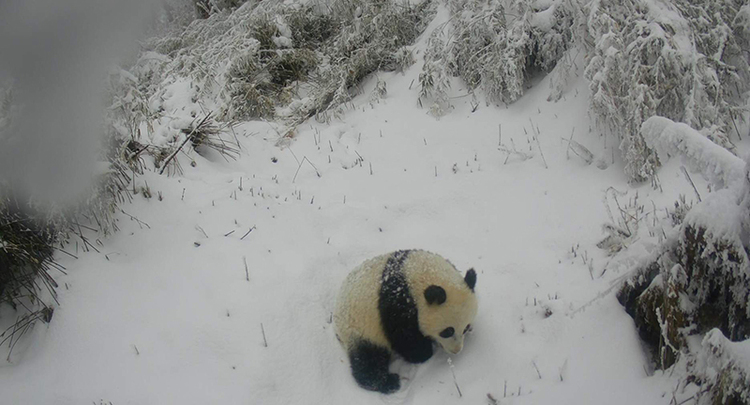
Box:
0;0;156;208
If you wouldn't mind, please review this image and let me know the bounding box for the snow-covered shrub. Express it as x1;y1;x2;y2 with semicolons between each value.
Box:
0;86;56;315
618;117;750;370
0;177;130;354
689;329;750;405
0;147;132;293
597;187;645;254
286;5;340;50
125;0;434;129
0;197;57;308
420;0;575;109
170;0;251;22
322;0;435;111
0;78;133;348
226;52;275;119
583;0;749;183
419;31;452;116
418;0;747;183
227;48;318;119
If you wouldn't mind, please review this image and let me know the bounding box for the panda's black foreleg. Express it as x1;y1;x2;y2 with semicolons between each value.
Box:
395;336;434;364
349;341;400;394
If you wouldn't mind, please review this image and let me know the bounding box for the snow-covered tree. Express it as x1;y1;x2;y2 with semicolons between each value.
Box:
618;116;750;399
583;0;749;182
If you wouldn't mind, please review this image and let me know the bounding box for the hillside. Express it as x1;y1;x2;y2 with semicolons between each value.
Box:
1;0;749;404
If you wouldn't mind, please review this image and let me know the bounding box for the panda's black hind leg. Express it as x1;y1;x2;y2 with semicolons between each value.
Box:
349;340;400;394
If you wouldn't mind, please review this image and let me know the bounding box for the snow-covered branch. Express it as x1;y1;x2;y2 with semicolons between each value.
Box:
642;116;746;189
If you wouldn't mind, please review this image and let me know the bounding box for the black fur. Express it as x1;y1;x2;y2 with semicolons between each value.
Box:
465;268;477;291
439;327;455;338
424;285;446;305
379;250;434;364
349;340;401;393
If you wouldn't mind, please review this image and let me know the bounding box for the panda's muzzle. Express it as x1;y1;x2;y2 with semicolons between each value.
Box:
442;337;464;354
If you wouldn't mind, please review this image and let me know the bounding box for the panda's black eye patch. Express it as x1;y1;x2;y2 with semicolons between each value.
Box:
439;327;455;338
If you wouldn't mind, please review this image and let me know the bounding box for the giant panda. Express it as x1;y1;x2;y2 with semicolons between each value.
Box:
334;249;478;394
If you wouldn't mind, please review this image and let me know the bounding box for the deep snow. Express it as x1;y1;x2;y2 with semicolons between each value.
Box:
0;8;720;405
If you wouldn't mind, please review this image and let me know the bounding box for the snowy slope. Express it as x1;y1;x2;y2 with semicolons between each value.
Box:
0;7;710;405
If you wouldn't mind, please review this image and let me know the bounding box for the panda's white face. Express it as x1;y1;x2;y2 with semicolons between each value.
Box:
419;279;478;355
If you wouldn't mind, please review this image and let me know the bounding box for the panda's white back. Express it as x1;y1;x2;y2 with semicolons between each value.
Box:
334;253;391;350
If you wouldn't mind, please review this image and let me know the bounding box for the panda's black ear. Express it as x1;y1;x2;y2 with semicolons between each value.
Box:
424;285;447;305
465;269;477;291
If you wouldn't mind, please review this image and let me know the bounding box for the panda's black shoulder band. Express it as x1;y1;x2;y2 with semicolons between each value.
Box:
379;250;434;364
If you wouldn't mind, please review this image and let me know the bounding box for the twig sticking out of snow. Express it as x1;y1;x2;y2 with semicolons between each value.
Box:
195;225;208;238
529;118;548;169
447;358;462;397
559;359;568;382
240;226;256;240
1;308;53;361
292;157;321;183
680;166;702;202
120;210;150;229
499;139;531;164
532;360;542;379
569;271;636;317
261;323;268;348
563;129;595;166
537;139;548;169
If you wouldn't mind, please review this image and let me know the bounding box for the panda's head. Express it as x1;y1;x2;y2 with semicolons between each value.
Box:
419;269;478;355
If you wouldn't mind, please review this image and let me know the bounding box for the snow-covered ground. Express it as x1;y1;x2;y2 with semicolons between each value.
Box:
0;8;718;405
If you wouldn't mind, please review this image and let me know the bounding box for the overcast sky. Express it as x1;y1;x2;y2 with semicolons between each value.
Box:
0;0;154;207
